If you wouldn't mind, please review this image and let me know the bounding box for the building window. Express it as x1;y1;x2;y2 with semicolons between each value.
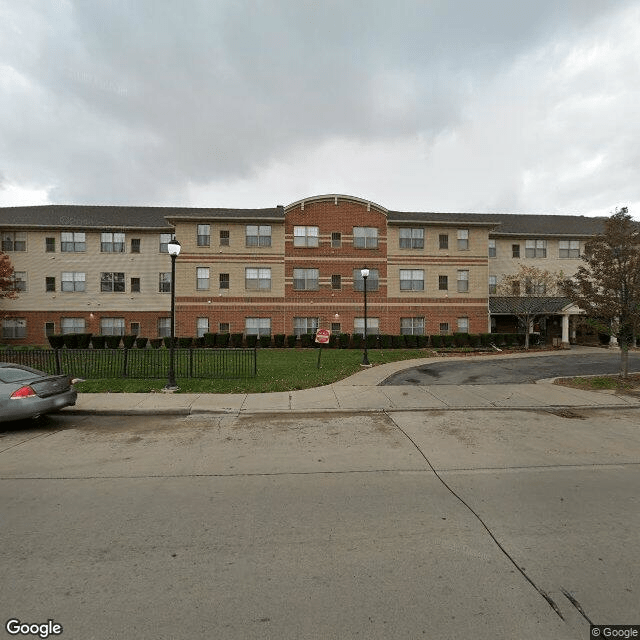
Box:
353;269;379;292
131;322;141;335
61;317;86;334
293;226;319;247
331;232;342;248
512;280;521;296
45;237;56;252
196;267;210;290
219;322;230;334
157;317;170;337
401;317;424;335
159;233;172;253
331;322;341;334
457;229;469;250
489;275;497;295
399;269;424;291
61;232;86;252
45;277;56;292
101;232;125;253
331;274;342;290
245;268;271;290
439;322;450;335
439;234;449;250
62;272;86;292
525;239;547;258
353;227;378;249
438;275;448;291
44;322;55;336
292;268;319;290
220;230;230;246
13;272;27;291
2;318;26;339
457;270;469;292
131;277;141;293
293;317;319;336
354;317;379;336
131;238;141;253
525;278;546;295
246;225;272;247
219;273;229;289
100;318;125;336
159;272;171;292
559;240;580;258
196;317;209;338
512;244;520;258
399;228;424;249
488;239;496;257
197;224;211;247
100;272;125;292
1;231;27;252
457;317;469;333
245;317;271;336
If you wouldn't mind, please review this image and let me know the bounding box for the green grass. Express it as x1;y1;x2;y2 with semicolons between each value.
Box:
555;373;640;393
75;348;436;394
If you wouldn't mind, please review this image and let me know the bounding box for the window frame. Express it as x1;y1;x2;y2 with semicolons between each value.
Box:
457;269;469;293
488;239;496;257
61;317;86;335
245;267;272;291
457;229;469;251
353;317;380;336
197;224;211;247
400;317;425;335
2;318;27;339
292;268;320;291
399;269;424;291
559;239;580;258
246;225;272;248
100;272;125;293
353;227;378;249
293;226;319;248
100;232;125;253
245;317;271;336
100;317;126;336
60;231;86;253
438;275;448;291
196;317;209;338
293;317;319;337
353;269;379;292
399;227;424;249
1;231;27;252
525;239;547;258
196;267;210;290
61;272;86;293
439;234;449;250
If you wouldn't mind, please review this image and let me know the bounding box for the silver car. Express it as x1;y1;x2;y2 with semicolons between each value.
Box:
0;363;77;423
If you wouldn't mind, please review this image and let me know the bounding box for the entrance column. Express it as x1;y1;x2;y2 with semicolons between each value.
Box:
561;314;570;348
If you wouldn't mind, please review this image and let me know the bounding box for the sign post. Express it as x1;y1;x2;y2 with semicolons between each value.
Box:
315;329;331;369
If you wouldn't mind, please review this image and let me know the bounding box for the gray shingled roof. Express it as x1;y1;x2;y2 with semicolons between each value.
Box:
489;296;574;314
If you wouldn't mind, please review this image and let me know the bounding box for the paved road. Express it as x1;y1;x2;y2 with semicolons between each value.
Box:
2;410;639;639
381;351;640;385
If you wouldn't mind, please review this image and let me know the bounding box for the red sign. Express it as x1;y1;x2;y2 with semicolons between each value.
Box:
315;329;331;344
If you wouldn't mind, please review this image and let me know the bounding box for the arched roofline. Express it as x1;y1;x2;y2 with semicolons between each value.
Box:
284;194;388;215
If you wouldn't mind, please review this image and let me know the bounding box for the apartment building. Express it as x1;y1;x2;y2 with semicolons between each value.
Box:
0;194;605;346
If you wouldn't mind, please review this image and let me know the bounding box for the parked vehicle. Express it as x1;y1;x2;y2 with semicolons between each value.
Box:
0;363;77;423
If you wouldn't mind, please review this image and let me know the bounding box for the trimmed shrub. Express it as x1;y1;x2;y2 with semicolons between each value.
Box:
453;332;469;347
122;334;137;349
480;333;492;346
351;334;364;349
300;333;314;348
442;335;455;348
230;333;244;347
417;334;429;348
339;333;351;349
203;332;216;348
77;333;93;349
378;334;392;349
391;335;404;348
286;334;297;348
245;334;258;348
216;333;230;348
105;335;122;349
135;337;149;349
62;333;79;349
47;334;65;349
274;334;286;348
178;337;193;348
404;334;418;348
328;334;339;348
366;333;378;349
150;338;163;349
468;334;481;348
259;335;272;348
430;335;442;348
90;335;106;349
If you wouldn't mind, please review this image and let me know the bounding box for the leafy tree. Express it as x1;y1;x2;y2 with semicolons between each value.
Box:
564;207;640;377
0;251;18;300
495;265;565;349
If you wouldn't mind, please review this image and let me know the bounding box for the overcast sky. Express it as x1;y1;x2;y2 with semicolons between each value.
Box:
1;0;639;217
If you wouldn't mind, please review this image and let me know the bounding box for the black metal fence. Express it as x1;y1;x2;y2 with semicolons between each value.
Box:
1;348;257;379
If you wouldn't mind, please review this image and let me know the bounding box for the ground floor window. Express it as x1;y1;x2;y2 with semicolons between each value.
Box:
157;317;170;338
246;318;271;336
293;317;319;336
100;317;125;335
2;318;26;339
457;317;469;333
196;317;209;338
400;317;424;335
61;317;86;334
354;317;379;336
439;322;450;335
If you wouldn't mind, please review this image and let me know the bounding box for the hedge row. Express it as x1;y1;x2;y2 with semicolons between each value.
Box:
46;332;533;350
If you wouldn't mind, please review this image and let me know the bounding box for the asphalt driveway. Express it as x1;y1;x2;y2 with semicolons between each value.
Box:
381;350;640;386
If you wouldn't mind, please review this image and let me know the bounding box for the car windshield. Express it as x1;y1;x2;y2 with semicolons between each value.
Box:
0;367;38;383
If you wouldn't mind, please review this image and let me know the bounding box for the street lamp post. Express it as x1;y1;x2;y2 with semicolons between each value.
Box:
361;267;370;366
166;237;181;390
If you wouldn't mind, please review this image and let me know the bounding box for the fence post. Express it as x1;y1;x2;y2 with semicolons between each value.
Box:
253;347;257;377
54;349;62;375
189;348;193;379
123;348;129;378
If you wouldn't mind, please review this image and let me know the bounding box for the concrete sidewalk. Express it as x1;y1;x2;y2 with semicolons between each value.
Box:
68;348;640;416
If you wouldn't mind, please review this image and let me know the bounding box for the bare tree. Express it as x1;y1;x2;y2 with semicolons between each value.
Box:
564;207;640;377
495;265;565;349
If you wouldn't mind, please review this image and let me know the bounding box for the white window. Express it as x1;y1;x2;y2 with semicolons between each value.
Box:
457;270;469;292
457;317;469;333
196;267;210;290
354;317;379;336
292;268;319;290
353;227;378;249
100;272;125;292
399;269;424;291
489;275;497;295
559;240;580;258
157;318;170;337
196;317;209;338
159;233;172;253
331;232;342;248
100;317;125;335
61;232;86;252
245;268;271;290
2;318;26;338
353;269;379;291
457;229;469;250
399;228;424;249
1;231;26;252
159;272;171;292
488;239;496;257
62;272;86;292
12;271;27;291
101;232;125;253
61;318;86;334
439;322;450;335
246;225;272;247
401;317;424;335
245;317;271;336
525;239;547;258
293;226;319;247
293;317;319;336
197;224;210;247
